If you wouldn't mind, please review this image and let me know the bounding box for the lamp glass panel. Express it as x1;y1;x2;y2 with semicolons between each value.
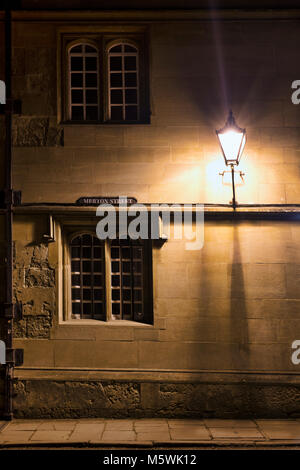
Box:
238;134;246;163
218;130;244;163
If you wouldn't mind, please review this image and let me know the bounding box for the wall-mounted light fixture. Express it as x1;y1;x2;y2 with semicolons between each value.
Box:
216;110;246;208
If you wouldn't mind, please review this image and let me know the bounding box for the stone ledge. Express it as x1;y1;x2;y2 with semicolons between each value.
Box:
13;368;300;384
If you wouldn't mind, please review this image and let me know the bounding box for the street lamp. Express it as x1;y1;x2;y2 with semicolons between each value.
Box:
216;110;246;208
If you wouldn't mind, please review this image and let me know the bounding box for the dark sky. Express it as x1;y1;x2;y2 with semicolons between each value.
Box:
11;1;300;10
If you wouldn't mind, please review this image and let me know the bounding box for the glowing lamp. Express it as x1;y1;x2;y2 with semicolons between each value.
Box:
216;110;246;167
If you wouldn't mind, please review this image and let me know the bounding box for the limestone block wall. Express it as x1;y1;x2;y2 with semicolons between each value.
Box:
1;13;300;417
11;216;300;417
9;18;300;205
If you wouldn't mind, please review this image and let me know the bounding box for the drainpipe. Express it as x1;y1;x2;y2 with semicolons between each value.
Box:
3;1;14;421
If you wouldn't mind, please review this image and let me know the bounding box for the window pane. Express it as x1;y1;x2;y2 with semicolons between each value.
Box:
122;261;131;273
123;303;132;317
122;275;131;287
83;275;92;286
125;73;137;87
110;45;122;52
71;73;83;87
110;56;122;71
124;56;136;71
125;89;137;104
133;303;143;317
125;106;138;121
71;56;83;71
111;247;120;258
93;261;102;272
86;73;97;87
86;90;98;104
85;45;97;53
133;261;142;273
72;274;80;285
71;106;84;120
111;261;120;273
111;90;123;105
82;234;92;245
122;247;130;259
112;289;120;301
110;73;122;87
94;274;102;285
110;106;123;121
85;56;97;71
83;289;91;300
94;289;103;300
86;106;98;121
112;303;120;316
124;45;137;52
134;289;142;301
123;289;131;301
72;288;80;300
71;90;83;104
71;247;80;258
82;247;92;258
134;275;142;287
112;275;120;287
70;45;83;53
94;303;103;316
71;260;80;272
72;302;81;315
82;261;91;272
83;303;91;316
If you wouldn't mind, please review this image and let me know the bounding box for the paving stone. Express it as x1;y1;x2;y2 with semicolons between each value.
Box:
170;426;211;441
168;419;205;428
74;423;105;432
68;423;105;441
262;429;300;440
256;419;300;426
136;431;171;441
0;431;34;442
38;421;77;431
205;419;258;428
101;431;136;441
30;430;72;441
134;419;167;424
105;420;134;430
6;422;40;431
209;427;264;439
2;419;300;444
135;423;169;431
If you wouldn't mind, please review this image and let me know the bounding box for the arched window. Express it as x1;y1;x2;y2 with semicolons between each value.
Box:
70;234;105;320
108;43;139;121
68;43;99;121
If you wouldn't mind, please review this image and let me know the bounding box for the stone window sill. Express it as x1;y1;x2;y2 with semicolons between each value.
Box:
60;319;166;329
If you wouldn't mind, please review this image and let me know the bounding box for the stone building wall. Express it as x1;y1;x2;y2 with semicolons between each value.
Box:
0;16;6;415
1;11;300;417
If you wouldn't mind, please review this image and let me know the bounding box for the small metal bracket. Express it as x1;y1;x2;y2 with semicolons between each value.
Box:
6;349;24;367
219;169;245;181
43;214;56;243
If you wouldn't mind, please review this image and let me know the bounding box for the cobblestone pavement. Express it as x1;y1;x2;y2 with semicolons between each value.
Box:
1;419;300;446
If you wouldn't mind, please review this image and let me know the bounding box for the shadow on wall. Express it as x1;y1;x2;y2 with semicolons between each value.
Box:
230;222;249;369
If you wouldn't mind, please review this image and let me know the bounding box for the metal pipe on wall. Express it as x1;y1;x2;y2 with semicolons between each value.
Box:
3;1;14;421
